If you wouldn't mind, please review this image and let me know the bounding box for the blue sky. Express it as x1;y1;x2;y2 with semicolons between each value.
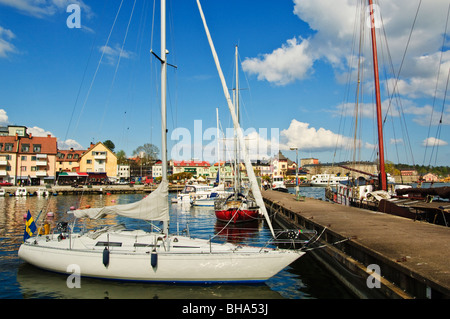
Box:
0;0;449;168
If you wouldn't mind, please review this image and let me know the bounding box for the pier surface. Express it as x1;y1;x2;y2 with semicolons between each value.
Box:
262;189;450;299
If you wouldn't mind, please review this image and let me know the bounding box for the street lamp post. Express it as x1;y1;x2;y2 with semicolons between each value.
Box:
290;146;299;199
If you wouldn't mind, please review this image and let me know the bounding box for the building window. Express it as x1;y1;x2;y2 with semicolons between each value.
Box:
21;166;27;172
87;160;92;164
21;144;30;152
33;144;41;152
21;156;27;161
5;143;13;151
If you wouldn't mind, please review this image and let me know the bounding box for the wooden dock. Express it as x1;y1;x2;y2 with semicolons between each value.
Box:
262;189;450;299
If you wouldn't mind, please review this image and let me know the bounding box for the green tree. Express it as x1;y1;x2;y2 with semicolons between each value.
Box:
103;140;115;152
132;143;159;163
116;150;128;165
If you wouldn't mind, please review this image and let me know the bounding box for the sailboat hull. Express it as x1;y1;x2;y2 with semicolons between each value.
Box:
18;232;303;283
215;209;260;224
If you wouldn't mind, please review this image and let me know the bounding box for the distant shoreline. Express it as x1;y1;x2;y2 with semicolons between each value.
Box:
0;184;185;196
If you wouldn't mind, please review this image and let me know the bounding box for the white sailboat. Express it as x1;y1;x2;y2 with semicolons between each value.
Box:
18;0;305;283
192;109;233;207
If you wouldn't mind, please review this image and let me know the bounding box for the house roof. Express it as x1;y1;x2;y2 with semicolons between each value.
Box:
173;160;210;167
57;149;86;161
0;136;19;152
277;151;288;161
0;134;57;154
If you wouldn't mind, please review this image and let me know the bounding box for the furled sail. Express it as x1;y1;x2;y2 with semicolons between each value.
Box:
72;180;169;221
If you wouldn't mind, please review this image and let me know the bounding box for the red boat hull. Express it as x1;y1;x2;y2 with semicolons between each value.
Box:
215;208;260;223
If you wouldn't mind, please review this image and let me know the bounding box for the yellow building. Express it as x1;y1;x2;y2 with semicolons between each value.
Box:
79;142;117;179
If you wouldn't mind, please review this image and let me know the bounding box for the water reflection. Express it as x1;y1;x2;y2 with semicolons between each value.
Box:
17;263;282;299
0;190;354;299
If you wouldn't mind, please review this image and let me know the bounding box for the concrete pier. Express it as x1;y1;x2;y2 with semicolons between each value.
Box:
262;189;450;299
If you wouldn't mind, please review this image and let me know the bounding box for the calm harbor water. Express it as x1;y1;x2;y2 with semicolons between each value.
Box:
0;187;355;299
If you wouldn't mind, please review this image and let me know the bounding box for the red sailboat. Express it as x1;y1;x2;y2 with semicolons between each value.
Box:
214;193;260;224
214;45;261;224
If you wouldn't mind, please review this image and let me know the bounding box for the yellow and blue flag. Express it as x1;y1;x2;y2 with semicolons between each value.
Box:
24;210;37;241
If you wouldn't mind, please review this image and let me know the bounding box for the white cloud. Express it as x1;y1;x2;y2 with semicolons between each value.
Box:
0;25;16;58
422;137;448;147
0;109;9;125
100;44;133;65
0;0;93;19
390;138;403;145
244;0;450;100
279;119;357;152
57;138;84;150
242;37;314;86
27;126;54;137
27;126;84;150
386;51;450;99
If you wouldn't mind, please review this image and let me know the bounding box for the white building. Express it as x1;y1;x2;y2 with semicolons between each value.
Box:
117;165;130;182
152;161;162;179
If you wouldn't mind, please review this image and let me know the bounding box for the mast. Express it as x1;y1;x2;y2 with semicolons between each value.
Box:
216;107;221;185
368;0;387;191
235;45;241;195
196;0;275;237
161;0;169;233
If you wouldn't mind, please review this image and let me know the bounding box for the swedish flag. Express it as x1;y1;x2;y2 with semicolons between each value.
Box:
24;210;37;241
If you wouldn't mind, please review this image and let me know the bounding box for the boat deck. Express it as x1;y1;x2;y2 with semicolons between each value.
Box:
262;189;450;298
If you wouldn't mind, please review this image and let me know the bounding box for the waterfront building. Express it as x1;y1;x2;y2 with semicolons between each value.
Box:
252;159;272;177
272;151;289;177
300;158;319;166
423;173;439;182
152;161;162;179
209;161;233;181
0;128;57;185
79;142;117;182
56;148;84;173
172;160;211;178
117;165;130;182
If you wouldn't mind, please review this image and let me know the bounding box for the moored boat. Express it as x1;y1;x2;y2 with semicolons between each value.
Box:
18;0;306;284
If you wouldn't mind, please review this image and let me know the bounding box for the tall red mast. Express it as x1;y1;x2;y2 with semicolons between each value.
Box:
368;0;387;191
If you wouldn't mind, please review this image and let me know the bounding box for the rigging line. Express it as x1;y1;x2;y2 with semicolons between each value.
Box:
64;1;109;144
377;2;415;166
352;0;366;168
372;0;416;167
121;0;149;153
429;67;450;166
383;0;422;119
150;0;156;52
423;2;450;166
98;0;138;140
377;18;404;166
167;0;179;134
333;11;356;164
74;0;125;135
